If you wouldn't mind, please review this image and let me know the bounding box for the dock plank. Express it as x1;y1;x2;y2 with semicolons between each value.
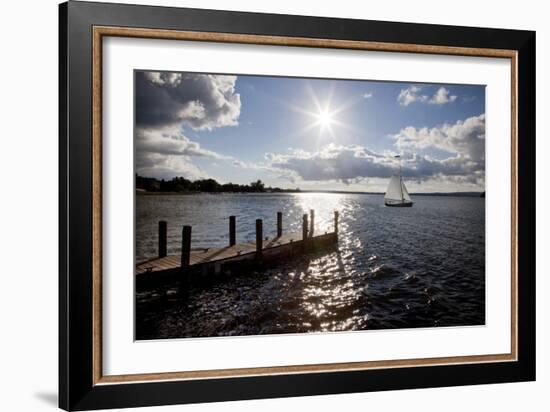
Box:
136;231;311;275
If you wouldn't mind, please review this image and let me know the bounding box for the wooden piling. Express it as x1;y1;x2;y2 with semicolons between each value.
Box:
302;214;309;245
277;212;283;237
256;219;263;260
138;212;341;280
229;215;236;246
158;220;167;258
181;225;192;269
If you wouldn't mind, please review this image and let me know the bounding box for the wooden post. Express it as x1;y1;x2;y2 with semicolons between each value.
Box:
334;211;339;235
181;225;192;269
309;209;315;237
302;214;309;244
229;215;236;246
256;219;263;260
158;220;167;258
277;212;283;237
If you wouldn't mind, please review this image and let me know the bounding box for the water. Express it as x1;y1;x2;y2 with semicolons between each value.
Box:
136;193;485;339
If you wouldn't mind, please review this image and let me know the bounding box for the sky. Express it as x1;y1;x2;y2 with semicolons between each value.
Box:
135;70;486;193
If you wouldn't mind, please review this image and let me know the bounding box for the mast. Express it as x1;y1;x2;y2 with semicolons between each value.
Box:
395;155;404;202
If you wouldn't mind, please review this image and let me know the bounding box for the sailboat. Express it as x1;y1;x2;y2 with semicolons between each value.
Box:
384;155;413;207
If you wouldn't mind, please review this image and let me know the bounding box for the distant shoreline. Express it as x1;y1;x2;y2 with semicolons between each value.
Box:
136;189;485;198
136;175;484;198
136;190;201;196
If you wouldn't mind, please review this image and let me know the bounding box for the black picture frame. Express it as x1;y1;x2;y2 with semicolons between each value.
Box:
59;1;536;410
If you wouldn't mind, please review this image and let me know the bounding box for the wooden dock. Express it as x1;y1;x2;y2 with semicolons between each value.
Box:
136;210;339;286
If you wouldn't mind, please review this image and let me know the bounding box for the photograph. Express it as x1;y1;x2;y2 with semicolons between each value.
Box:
134;70;486;340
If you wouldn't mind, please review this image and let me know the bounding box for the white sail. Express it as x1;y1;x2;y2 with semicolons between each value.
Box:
401;179;412;202
384;175;404;201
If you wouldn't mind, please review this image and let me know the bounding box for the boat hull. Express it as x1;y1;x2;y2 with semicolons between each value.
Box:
385;201;413;207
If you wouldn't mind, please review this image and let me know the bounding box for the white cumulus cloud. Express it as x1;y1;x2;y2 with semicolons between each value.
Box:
429;87;457;105
397;86;457;106
393;114;485;162
397;86;428;106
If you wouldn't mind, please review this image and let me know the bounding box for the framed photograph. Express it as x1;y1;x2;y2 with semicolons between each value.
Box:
59;1;535;410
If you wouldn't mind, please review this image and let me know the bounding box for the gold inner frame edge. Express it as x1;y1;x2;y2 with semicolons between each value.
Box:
91;26;518;386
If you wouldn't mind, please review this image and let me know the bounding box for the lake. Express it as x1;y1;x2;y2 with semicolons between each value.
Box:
136;192;485;339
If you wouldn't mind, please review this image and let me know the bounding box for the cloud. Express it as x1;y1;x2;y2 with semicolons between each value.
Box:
134;71;243;180
232;159;247;168
268;144;480;182
134;125;302;181
392;114;485;161
363;92;373;99
429;87;457;105
397;86;428;106
269;144;396;181
136;71;241;131
136;151;209;181
136;127;229;159
397;86;457;106
265;114;485;186
135;126;232;180
232;158;301;183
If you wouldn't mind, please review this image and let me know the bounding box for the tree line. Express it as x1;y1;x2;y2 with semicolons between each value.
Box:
136;175;301;193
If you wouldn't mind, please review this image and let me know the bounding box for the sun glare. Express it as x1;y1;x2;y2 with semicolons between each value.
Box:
288;83;362;140
316;109;334;128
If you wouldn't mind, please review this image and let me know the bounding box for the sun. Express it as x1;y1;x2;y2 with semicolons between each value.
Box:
288;83;360;140
316;109;334;128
